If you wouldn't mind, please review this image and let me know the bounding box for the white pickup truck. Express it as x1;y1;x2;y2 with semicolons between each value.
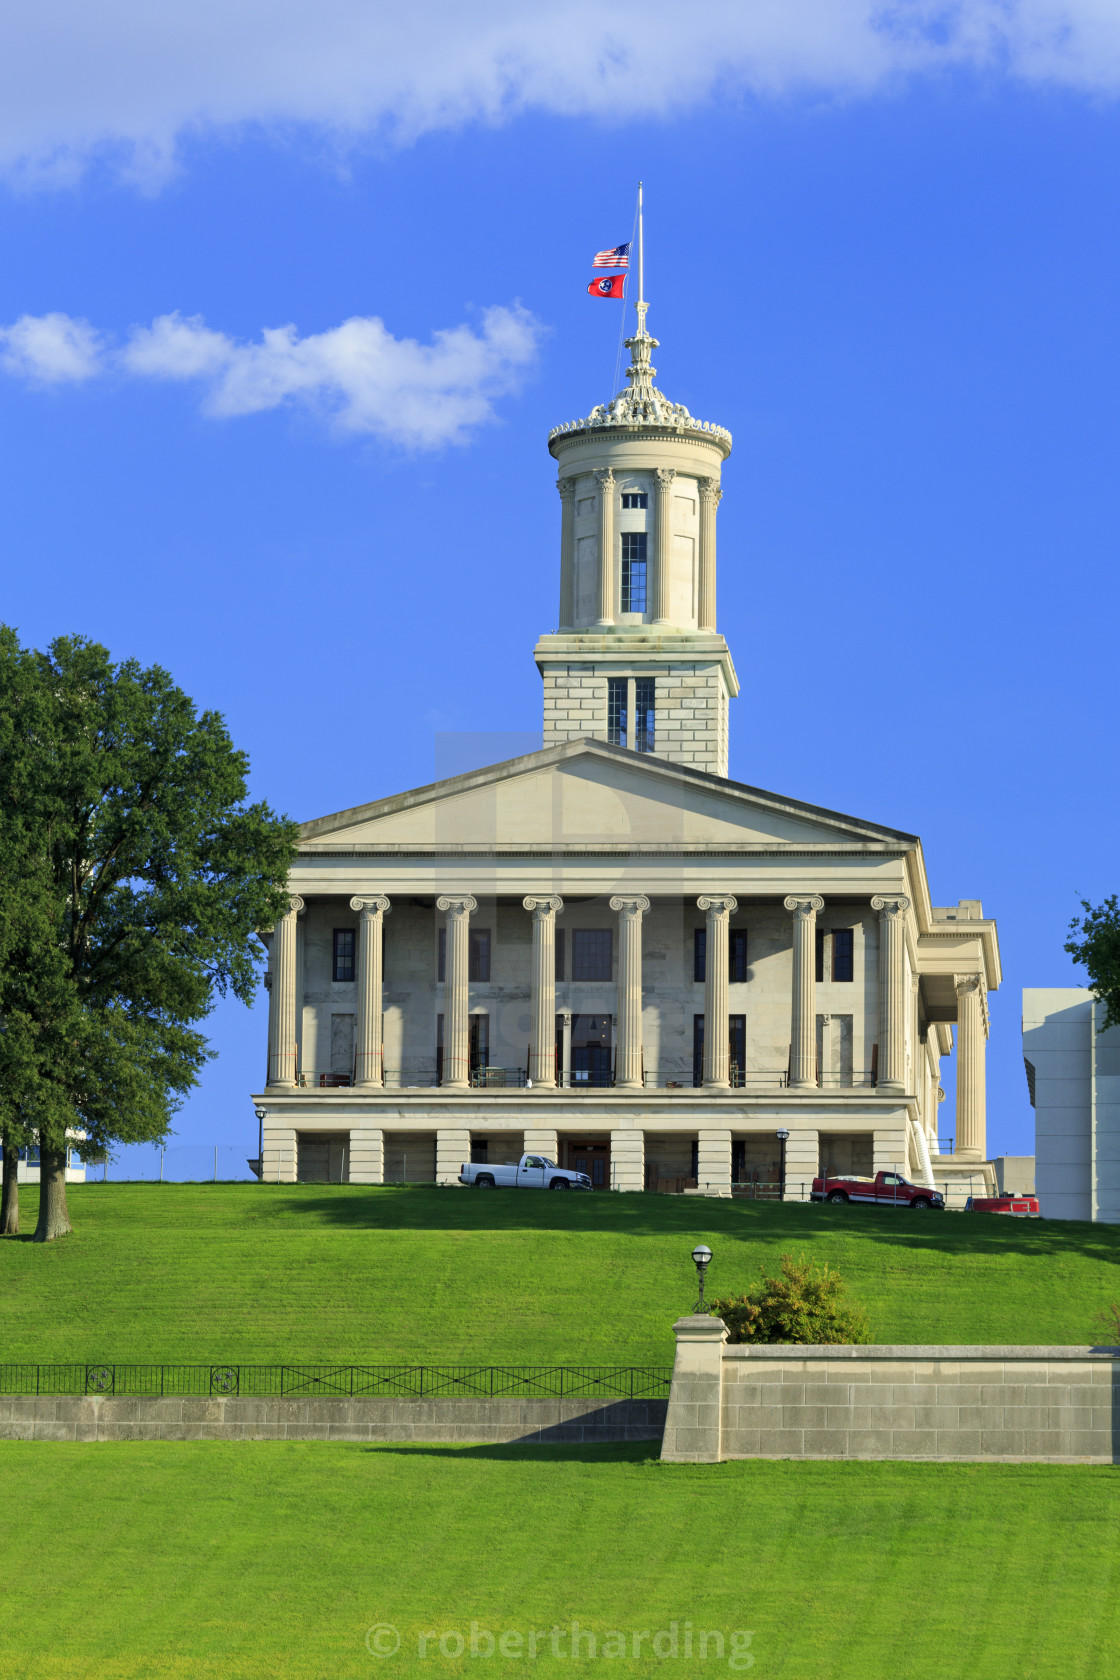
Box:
458;1153;592;1191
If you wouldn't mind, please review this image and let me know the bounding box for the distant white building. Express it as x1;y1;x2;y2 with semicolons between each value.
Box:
1023;987;1120;1222
16;1144;87;1185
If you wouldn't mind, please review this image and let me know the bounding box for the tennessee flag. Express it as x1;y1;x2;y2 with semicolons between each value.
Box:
588;273;626;299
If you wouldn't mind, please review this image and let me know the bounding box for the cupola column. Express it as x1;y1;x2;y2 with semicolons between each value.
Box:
653;467;676;624
698;895;738;1087
785;896;824;1089
350;896;390;1088
557;478;576;630
595;469;616;626
610;895;650;1089
523;896;563;1087
437;895;478;1089
698;478;722;631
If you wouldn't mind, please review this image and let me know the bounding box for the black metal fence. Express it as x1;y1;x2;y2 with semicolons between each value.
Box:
0;1364;672;1400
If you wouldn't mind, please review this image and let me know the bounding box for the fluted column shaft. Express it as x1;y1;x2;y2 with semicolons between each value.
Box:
653;467;676;623
351;896;390;1087
267;895;304;1087
595;469;615;625
698;478;721;631
784;896;823;1088
955;975;987;1160
524;896;563;1086
872;895;910;1090
437;895;477;1088
610;895;649;1089
699;895;737;1087
557;478;576;629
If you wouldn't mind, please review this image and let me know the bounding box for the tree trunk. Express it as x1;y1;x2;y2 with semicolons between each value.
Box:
32;1146;72;1242
0;1135;18;1236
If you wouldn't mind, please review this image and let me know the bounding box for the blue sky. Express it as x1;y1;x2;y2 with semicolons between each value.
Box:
3;3;1119;1172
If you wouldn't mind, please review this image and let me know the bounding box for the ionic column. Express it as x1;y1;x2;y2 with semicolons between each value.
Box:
523;896;563;1087
784;896;824;1088
267;895;304;1087
955;974;987;1161
653;466;676;624
698;478;721;631
557;478;577;629
698;895;738;1087
595;469;615;626
350;895;390;1087
872;895;911;1091
436;895;477;1088
610;895;650;1089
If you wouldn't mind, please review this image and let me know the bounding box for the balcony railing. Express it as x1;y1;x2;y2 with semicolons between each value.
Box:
295;1067;880;1093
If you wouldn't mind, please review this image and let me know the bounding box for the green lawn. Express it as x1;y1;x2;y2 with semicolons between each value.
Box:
2;1182;1118;1362
0;1441;1117;1679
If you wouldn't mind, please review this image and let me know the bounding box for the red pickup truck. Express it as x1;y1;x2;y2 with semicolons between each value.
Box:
811;1171;945;1211
965;1194;1040;1217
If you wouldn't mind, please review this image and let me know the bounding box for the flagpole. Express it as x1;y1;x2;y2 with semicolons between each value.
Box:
638;180;644;311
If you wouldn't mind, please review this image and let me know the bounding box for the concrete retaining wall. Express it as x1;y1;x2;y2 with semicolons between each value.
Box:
0;1394;666;1445
661;1318;1120;1464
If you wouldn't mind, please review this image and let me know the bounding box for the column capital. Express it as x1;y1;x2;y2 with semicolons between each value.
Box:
523;895;563;917
436;895;478;919
654;466;676;489
698;894;738;917
954;972;984;996
593;467;615;491
609;895;650;918
698;476;723;507
784;895;824;917
350;895;390;917
556;476;577;501
871;894;911;917
287;894;305;916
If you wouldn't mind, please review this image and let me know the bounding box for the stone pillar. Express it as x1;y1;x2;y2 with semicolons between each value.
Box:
261;1124;297;1183
873;1121;908;1178
697;477;721;631
594;468;615;626
349;1127;385;1185
955;974;987;1160
783;1127;820;1202
557;477;576;629
267;894;304;1087
609;895;649;1089
523;1127;559;1161
350;895;390;1087
652;466;676;624
523;896;563;1087
436;895;477;1088
660;1315;728;1464
694;1129;732;1197
436;1128;471;1186
784;896;823;1089
872;896;911;1092
698;895;738;1087
610;1128;645;1192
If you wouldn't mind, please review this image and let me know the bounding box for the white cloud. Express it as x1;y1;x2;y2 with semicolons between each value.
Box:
0;305;542;447
0;312;103;382
1;3;1120;187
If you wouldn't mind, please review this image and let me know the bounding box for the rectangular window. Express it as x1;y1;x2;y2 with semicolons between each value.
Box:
693;1015;704;1087
730;929;748;983
621;492;648;509
729;1014;746;1075
621;532;647;613
555;927;565;982
469;929;491;982
436;1012;443;1082
572;929;612;981
333;928;355;982
607;677;627;747
438;927;446;982
634;677;655;753
469;1014;489;1070
815;928;827;983
693;928;706;982
832;927;854;982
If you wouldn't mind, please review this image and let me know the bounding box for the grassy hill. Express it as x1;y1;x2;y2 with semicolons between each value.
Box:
2;1182;1117;1362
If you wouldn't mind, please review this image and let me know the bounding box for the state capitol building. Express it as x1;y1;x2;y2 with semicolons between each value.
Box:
253;297;1000;1202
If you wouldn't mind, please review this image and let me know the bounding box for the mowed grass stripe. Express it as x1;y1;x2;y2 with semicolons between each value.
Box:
1;1182;1117;1363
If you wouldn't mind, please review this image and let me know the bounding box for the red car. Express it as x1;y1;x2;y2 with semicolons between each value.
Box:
811;1171;944;1211
965;1194;1040;1217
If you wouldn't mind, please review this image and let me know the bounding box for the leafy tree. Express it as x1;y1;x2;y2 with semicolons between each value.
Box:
0;628;298;1240
709;1254;871;1344
1065;897;1120;1031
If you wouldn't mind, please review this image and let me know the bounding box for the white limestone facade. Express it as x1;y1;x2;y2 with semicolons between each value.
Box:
252;305;1001;1199
1024;987;1120;1222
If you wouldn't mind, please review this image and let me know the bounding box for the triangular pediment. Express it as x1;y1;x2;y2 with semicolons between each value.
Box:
299;740;916;853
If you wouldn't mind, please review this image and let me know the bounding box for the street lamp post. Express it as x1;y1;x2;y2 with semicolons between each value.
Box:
254;1106;267;1182
776;1130;789;1202
692;1244;712;1313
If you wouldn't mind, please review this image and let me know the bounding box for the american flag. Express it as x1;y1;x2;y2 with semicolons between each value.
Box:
592;242;631;269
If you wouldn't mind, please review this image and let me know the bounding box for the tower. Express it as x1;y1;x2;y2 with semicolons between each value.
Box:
535;291;737;777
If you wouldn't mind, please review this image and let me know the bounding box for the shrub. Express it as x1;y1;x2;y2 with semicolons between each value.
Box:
709;1254;871;1344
